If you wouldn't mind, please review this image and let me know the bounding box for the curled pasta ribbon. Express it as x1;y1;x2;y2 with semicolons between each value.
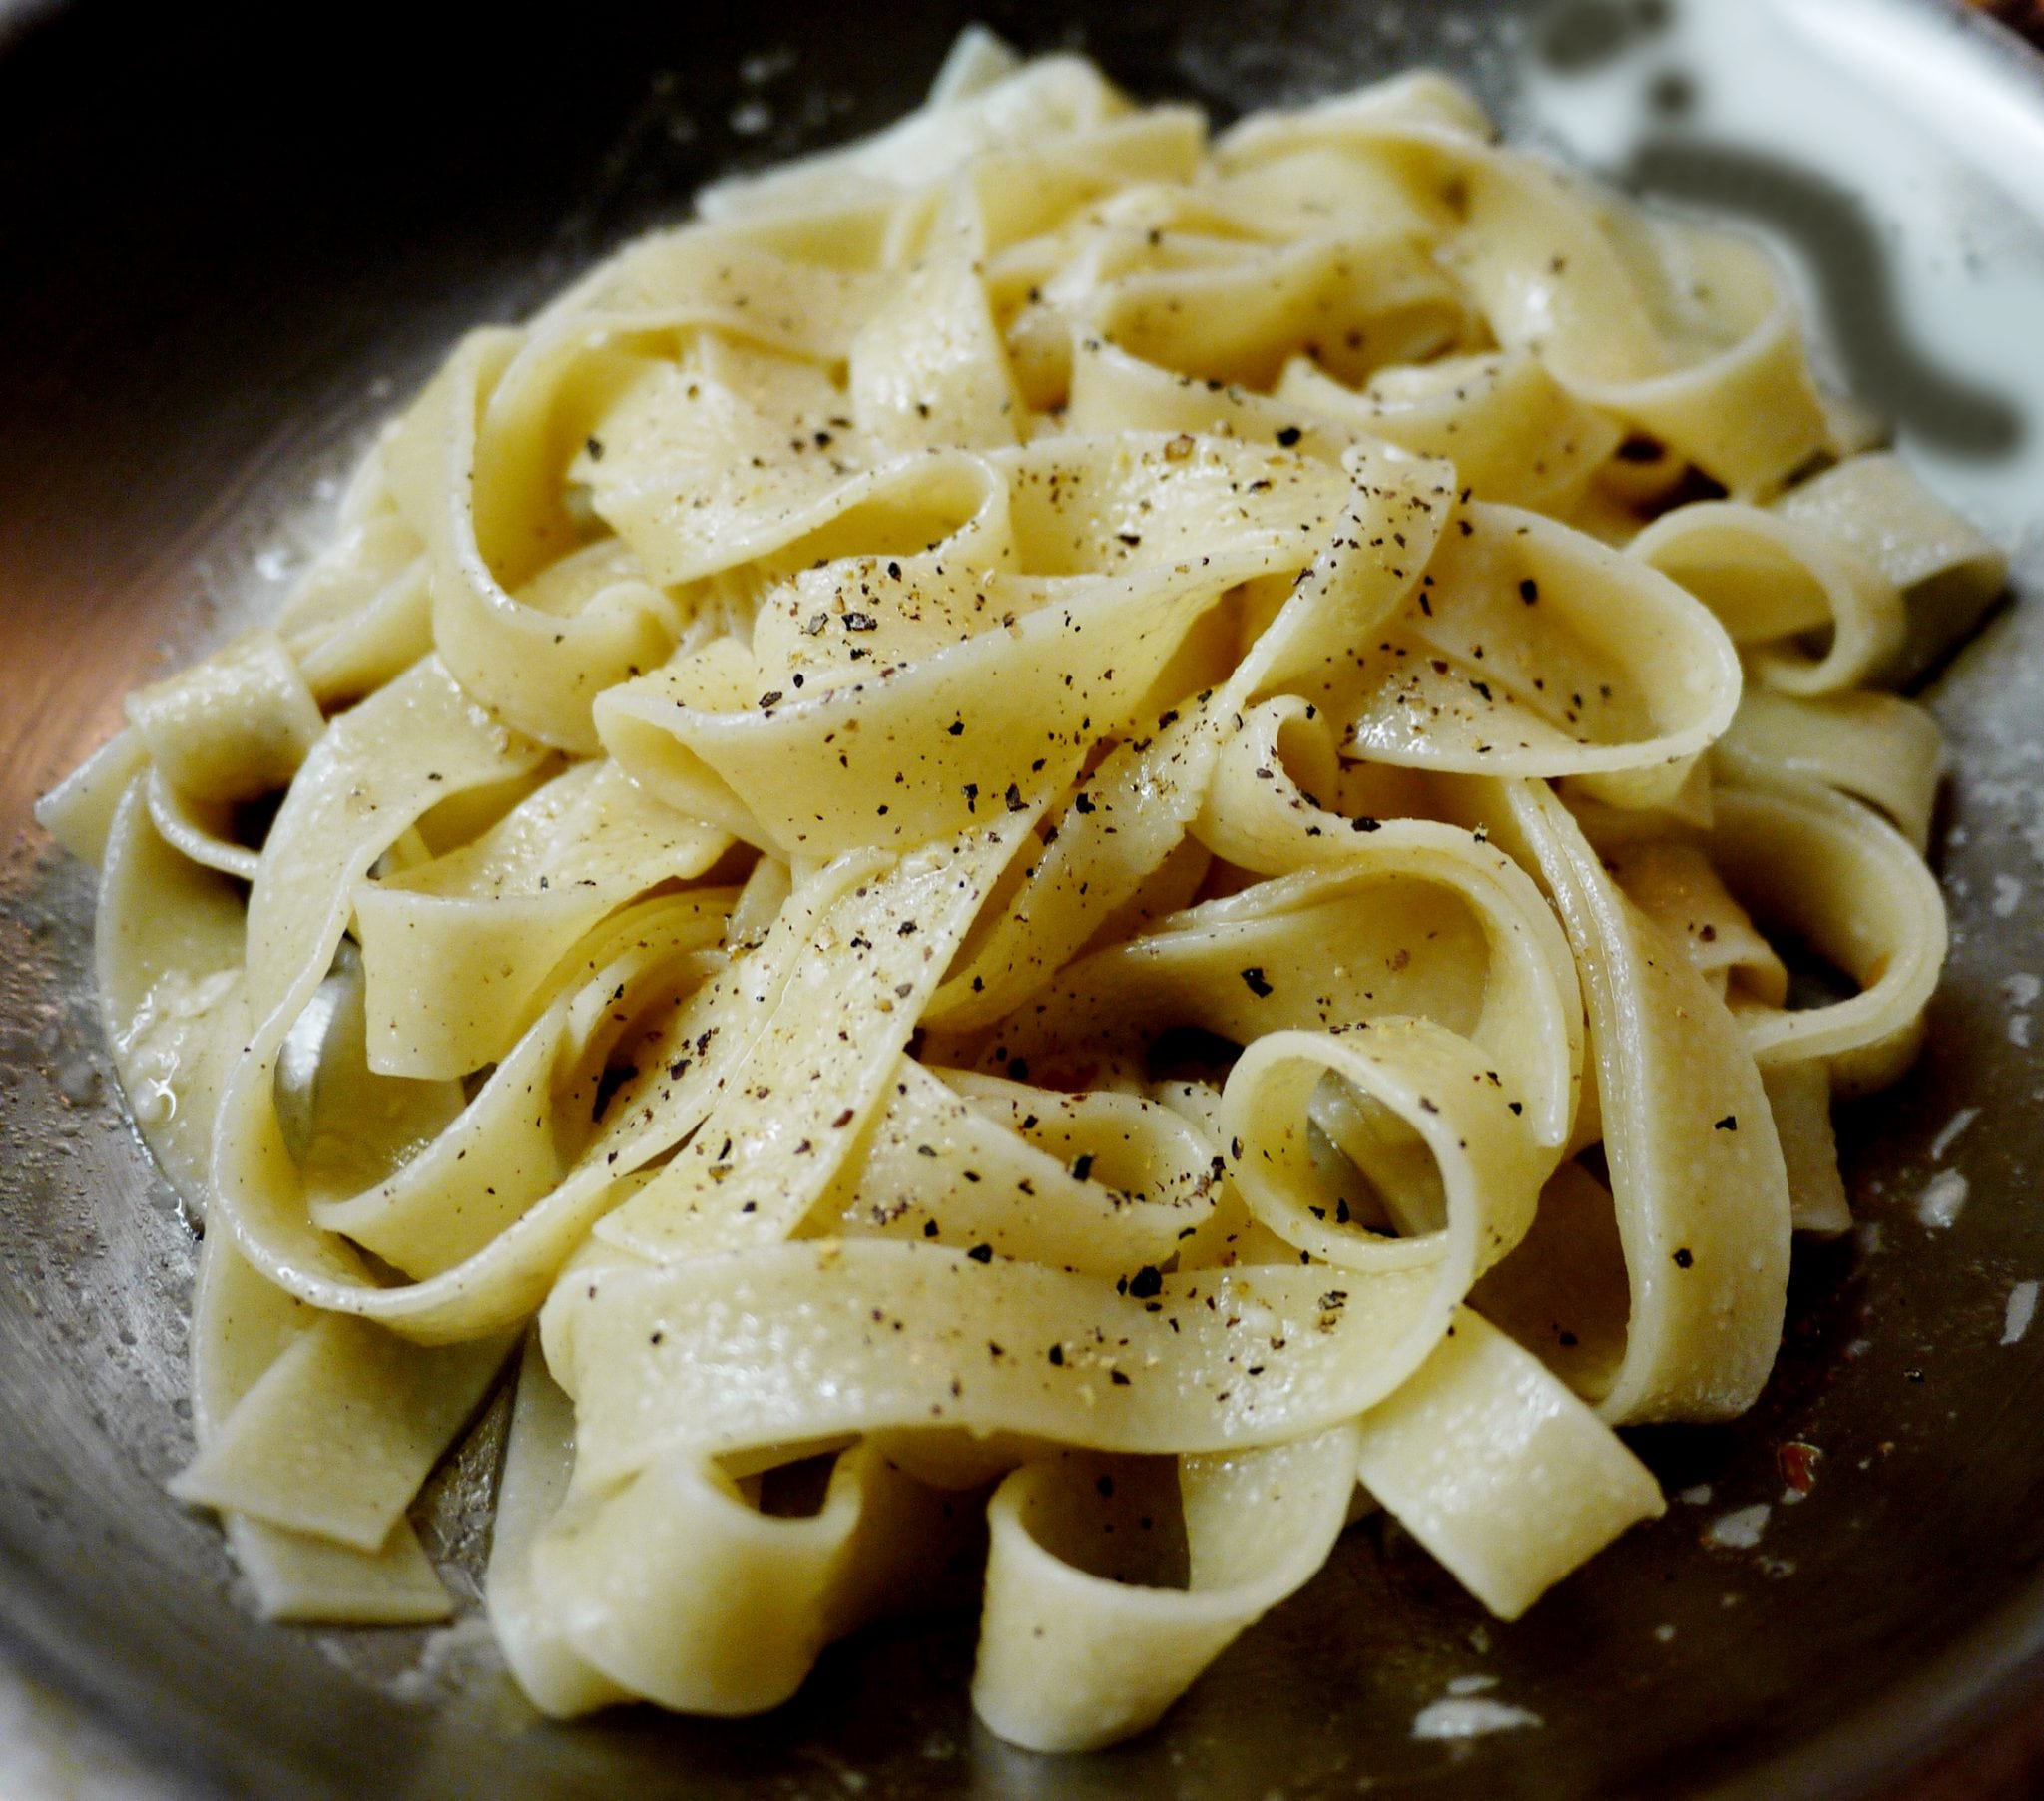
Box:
353;759;729;1081
95;779;250;1209
580;355;994;590
1332;502;1742;811
1771;451;2008;682
1460;779;1791;1424
974;1430;1362;1752
386;330;686;753
125;629;326;806
180;1235;463;1625
1274;351;1623;511
692;47;1135;226
1629;500;1905;695
1701;775;1947;1096
1214;86;1828;496
1572;761;1946;1096
525;1436;970;1718
143;761;276;884
1220;1022;1551;1361
307;899;730;1279
989;824;1582;1152
822;1065;1222;1277
1717;687;1944;853
274;447;436;708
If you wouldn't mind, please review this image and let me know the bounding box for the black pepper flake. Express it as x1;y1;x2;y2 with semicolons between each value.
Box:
1519;578;1540;605
1275;425;1302;447
1240;966;1274;998
1127;1265;1163;1300
1673;1247;1694;1268
842;612;877;632
585;435;605;461
831;1108;855;1128
886;560;902;580
1715;1115;1738;1131
759;689;783;708
947;719;964;735
1048;1344;1065;1366
1071;1153;1096;1182
1096;1474;1115;1498
967;1242;994;1263
1005;782;1026;812
1109;1369;1131;1386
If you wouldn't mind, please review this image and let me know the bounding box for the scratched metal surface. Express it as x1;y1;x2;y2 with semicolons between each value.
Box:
1;2;2042;1796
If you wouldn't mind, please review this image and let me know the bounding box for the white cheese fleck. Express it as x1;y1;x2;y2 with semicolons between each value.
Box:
1411;1697;1542;1740
1928;1107;1979;1161
1916;1168;1970;1229
2003;1280;2039;1346
1707;1504;1771;1550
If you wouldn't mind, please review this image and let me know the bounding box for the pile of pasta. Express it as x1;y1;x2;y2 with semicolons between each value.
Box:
41;32;2004;1753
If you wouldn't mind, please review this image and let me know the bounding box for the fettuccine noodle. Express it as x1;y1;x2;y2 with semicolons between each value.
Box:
39;30;2000;1753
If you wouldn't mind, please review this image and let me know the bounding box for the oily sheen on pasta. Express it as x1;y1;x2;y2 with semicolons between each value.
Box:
40;30;2001;1754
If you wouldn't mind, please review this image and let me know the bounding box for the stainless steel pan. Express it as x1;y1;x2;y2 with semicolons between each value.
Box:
4;1;2043;1793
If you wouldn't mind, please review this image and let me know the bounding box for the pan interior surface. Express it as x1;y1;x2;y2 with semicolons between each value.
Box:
1;2;2041;1796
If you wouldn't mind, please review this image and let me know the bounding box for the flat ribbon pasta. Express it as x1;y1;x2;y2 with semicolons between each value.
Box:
41;33;1979;1758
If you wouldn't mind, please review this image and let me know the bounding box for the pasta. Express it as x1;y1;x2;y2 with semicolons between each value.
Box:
37;28;2003;1754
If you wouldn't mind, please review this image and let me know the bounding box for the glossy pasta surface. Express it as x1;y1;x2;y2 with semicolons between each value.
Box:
38;29;2000;1753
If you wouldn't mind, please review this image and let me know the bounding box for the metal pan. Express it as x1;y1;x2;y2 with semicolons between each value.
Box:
3;1;2043;1793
